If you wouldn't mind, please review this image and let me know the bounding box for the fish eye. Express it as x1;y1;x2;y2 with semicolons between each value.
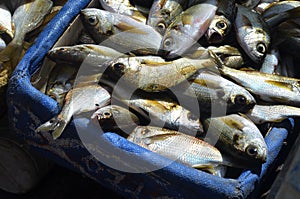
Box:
216;21;227;30
157;22;166;31
112;63;125;71
164;37;173;48
103;111;112;118
246;145;258;157
234;95;247;105
256;43;266;54
88;16;98;25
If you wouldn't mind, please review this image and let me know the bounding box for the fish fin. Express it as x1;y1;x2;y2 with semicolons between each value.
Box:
35;116;68;140
208;50;224;69
0;42;23;69
114;22;147;35
267;6;300;27
265;80;293;91
241;15;252;27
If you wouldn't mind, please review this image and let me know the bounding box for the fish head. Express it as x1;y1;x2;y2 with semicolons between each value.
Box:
226;86;256;113
235;4;271;63
81;8;114;39
206;15;231;44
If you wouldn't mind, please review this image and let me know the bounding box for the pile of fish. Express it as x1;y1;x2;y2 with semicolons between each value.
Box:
34;0;300;177
0;0;66;116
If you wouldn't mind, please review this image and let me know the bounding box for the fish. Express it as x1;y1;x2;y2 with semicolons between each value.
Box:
102;55;216;92
186;45;244;69
91;104;140;136
0;0;53;66
112;89;203;136
264;6;300;28
127;125;224;175
183;70;256;114
99;0;147;23
211;51;300;106
234;4;271;63
203;114;268;168
0;2;13;40
147;0;189;35
80;8;162;55
161;1;217;58
205;0;235;44
47;44;124;65
259;48;280;74
35;83;111;139
245;105;300;124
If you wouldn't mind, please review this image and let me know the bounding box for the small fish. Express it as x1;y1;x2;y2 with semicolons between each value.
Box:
245;105;300;124
183;70;256;114
80;8;162;55
91;104;140;136
161;1;217;58
127;125;223;175
103;55;216;92
47;44;124;65
234;4;271;63
112;89;203;136
147;0;189;35
0;0;53;66
99;0;147;23
203;114;268;167
0;2;13;39
212;52;300;106
205;0;235;44
35;84;111;139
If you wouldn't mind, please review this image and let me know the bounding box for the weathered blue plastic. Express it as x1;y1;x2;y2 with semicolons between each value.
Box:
6;0;295;198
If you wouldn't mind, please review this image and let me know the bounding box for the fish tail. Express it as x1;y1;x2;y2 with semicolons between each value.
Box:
267;6;300;27
0;41;23;69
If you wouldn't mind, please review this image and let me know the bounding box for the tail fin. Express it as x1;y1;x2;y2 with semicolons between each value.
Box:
208;50;224;69
0;41;23;69
266;6;300;28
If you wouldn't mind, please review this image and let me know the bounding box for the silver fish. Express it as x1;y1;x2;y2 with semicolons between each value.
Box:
245;105;300;124
102;55;216;92
47;44;124;65
203;114;268;167
234;4;271;63
260;48;280;74
99;0;147;23
161;1;217;58
80;8;162;55
183;70;256;114
0;2;13;39
0;37;6;51
147;0;188;35
127;125;223;175
35;84;111;139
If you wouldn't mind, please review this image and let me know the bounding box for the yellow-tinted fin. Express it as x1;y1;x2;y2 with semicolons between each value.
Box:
265;80;293;90
115;22;147;35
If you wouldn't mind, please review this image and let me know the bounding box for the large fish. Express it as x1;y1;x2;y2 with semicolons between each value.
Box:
161;1;217;58
35;83;111;140
127;125;224;176
183;70;256;114
234;4;271;63
102;55;216;92
80;8;162;55
203;114;268;168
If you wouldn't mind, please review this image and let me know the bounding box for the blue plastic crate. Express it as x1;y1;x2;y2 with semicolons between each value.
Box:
6;0;296;198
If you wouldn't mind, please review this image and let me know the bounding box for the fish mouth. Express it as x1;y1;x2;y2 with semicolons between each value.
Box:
208;32;223;44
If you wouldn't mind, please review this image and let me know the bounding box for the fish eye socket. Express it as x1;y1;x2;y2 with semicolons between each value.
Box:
157;22;166;31
234;95;247;105
246;145;258;157
256;43;266;54
216;21;227;30
88;16;98;25
112;63;125;70
164;38;173;48
103;112;112;117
